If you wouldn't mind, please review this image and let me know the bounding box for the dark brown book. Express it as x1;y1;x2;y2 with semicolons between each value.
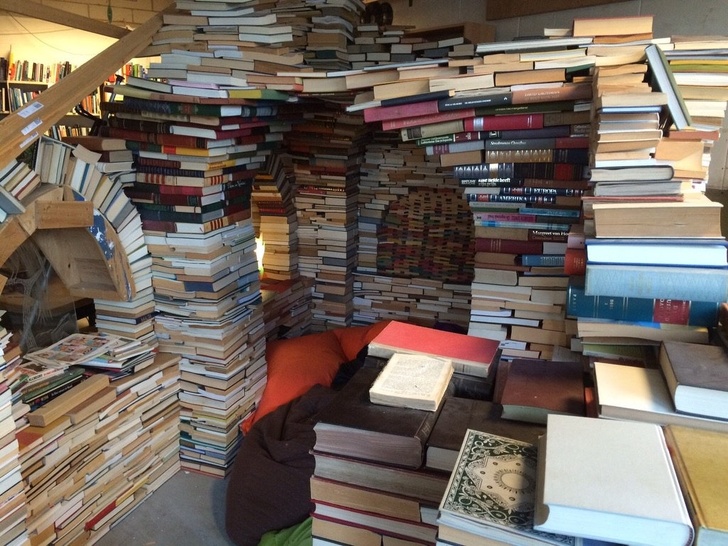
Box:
495;359;586;424
424;396;545;472
659;341;728;420
313;358;452;469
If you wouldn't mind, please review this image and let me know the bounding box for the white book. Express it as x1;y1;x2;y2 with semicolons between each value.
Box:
533;414;693;546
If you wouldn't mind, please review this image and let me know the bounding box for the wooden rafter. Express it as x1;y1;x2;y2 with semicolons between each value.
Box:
0;9;165;171
1;0;129;39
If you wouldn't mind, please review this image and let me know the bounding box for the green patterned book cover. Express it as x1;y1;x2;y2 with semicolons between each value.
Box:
438;428;577;545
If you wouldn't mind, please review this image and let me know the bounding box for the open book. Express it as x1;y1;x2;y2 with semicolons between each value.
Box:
369;352;454;411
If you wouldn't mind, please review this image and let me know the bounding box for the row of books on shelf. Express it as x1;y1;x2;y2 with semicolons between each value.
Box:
0;57;74;85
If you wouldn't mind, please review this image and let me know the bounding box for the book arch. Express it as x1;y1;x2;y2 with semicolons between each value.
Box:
377;187;475;284
0;141;147;353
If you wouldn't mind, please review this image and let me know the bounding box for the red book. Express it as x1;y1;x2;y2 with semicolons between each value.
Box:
511;83;592;105
464;113;544;132
366;320;500;379
380;108;476;131
363;100;441;123
475;238;544;254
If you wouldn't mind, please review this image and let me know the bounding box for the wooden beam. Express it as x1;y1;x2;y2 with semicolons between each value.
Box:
1;0;129;39
486;0;631;21
0;10;165;171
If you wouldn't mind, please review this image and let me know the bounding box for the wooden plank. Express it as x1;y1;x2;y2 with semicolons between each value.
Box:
0;218;30;267
486;0;630;21
2;0;129;39
0;9;165;171
35;201;94;229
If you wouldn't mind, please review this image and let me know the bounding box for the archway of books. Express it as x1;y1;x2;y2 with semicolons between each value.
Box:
0;137;146;356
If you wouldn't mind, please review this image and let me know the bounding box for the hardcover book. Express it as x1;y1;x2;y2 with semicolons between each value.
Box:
313;360;449;469
659;340;728;420
664;425;728;546
366;320;500;379
533;415;693;546
438;428;578;545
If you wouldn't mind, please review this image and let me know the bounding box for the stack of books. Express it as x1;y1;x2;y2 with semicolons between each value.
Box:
284;101;371;330
569;25;728;355
304;3;361;71
260;276;312;340
13;348;181;545
103;78;292;477
0;326;26;546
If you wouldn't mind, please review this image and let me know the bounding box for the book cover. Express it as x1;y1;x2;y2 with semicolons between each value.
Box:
438;428;577;545
592;361;728;435
664;425;728;546
496;359;586;424
366;321;500;379
659;340;728;420
533;414;693;546
313;360;448;469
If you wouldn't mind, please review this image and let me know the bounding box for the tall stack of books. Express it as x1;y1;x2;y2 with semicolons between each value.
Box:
565;18;728;358
0;325;26;546
305;0;363;71
284;100;371;330
104;76;291;476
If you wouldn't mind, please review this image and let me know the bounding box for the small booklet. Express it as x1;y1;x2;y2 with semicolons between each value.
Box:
369;352;454;411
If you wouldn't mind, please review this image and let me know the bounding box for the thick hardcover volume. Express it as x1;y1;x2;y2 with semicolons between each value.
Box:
567;276;719;327
108;96;277;117
464;113;544;132
584;263;728;303
380;108;475;131
366;320;500;379
424;397;544;472
659;341;728;420
438;429;577;546
454;162;587;181
496;359;586;425
534;415;694;546
664;425;728;546
313;361;448;469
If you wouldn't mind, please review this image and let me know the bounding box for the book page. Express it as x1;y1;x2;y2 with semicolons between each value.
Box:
369;353;453;407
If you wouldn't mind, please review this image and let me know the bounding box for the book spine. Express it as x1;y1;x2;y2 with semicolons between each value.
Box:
466;193;557;204
416;131;491;146
458;177;524;187
520;254;565;267
426;140;484;155
384;109;473;131
584;264;728;302
363;99;441;123
567;279;719;326
564;247;587;275
485;137;590;150
464;113;544;132
476;220;572;230
484;148;589;164
108;117;173;134
400;120;465;140
511;83;592;104
498;186;586;197
474;238;544;254
437;90;514;111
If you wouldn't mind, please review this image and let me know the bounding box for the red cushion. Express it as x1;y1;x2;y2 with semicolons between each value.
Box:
242;322;391;434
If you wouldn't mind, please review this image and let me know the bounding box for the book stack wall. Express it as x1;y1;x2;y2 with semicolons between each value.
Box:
0;326;27;546
353;130;472;328
284;100;371;330
104;78;295;477
564;18;728;360
16;351;181;545
349;36;597;358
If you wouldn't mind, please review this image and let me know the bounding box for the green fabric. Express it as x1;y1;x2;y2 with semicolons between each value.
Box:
257;517;312;546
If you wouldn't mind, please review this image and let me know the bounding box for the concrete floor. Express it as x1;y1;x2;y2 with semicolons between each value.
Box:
95;470;237;546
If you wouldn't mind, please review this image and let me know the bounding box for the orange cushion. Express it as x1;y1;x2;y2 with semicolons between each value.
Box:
333;320;392;361
242;322;391;434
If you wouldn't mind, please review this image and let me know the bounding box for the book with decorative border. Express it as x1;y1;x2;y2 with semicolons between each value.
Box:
438;428;578;545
